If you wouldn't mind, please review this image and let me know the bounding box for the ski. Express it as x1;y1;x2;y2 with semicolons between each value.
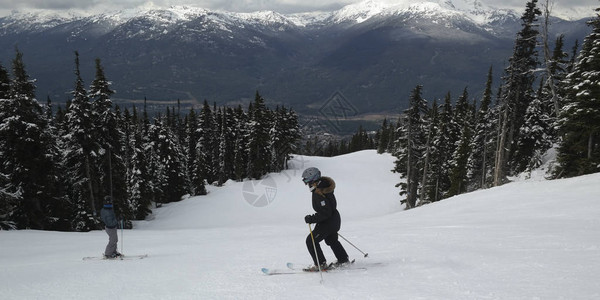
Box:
262;260;367;275
288;259;365;272
83;254;148;261
261;267;304;275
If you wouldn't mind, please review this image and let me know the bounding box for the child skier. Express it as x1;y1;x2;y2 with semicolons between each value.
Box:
302;167;349;271
100;196;122;259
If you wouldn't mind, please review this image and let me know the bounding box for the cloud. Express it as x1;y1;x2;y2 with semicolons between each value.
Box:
0;0;596;18
1;0;349;16
0;0;100;10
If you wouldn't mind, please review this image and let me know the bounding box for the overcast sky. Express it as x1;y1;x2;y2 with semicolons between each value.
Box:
0;0;596;18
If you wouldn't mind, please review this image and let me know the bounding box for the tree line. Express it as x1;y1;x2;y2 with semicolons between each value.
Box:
379;1;600;209
0;51;300;231
1;0;598;228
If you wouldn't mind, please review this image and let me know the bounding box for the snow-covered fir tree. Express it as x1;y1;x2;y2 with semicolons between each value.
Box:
268;105;301;173
196;101;218;184
151;116;189;204
393;85;428;209
514;81;553;174
467;66;496;190
186;107;206;195
494;0;542;185
61;52;100;231
556;7;600;177
0;51;57;229
419;99;439;204
0;62;15;229
448;88;474;197
246;91;272;180
126;107;154;219
218;107;236;185
233;105;249;181
376;118;392;154
0;62;9;97
436;92;459;196
89;58;130;222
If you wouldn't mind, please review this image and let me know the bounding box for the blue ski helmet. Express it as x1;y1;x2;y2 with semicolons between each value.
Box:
302;167;321;184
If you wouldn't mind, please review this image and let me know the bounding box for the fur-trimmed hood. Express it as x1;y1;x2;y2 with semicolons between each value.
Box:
313;176;335;196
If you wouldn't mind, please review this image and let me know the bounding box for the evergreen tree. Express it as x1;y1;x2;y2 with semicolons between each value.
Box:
514;81;553;173
447;88;474;196
269;106;286;173
494;0;541;185
454;87;472;126
419;100;439;204
126;107;154;218
0;50;58;229
89;58;129;220
62;52;99;231
394;85;428;209
540;35;570;144
233;105;249;181
547;35;569;115
556;8;600;177
196;100;218;184
376;118;392;154
246;91;272;179
349;125;373;152
281;106;301;168
448;122;473;196
218;107;236;184
566;40;580;74
186;107;206;195
152;116;189;203
0;173;17;229
0;62;15;229
271;106;300;170
432;92;457;198
468;66;496;189
42;94;71;230
121;108;136;214
0;63;9;99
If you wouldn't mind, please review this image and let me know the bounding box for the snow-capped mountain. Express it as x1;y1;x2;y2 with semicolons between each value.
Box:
0;1;591;116
0;1;525;38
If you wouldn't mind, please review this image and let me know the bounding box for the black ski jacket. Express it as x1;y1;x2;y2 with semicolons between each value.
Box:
308;176;341;232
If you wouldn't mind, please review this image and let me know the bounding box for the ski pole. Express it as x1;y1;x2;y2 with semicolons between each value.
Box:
121;219;124;255
338;233;368;258
309;224;324;284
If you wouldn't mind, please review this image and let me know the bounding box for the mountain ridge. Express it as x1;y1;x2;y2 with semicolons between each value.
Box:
0;1;592;116
0;1;528;32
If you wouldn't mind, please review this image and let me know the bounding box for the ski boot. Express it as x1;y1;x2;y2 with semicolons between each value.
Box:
303;262;328;272
329;259;353;269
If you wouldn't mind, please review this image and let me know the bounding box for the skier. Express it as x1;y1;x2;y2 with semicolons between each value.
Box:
302;167;349;271
100;196;122;259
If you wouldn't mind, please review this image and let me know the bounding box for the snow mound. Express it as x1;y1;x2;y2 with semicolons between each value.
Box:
135;150;403;230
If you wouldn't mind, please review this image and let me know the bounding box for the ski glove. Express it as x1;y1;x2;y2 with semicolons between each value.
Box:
305;214;316;224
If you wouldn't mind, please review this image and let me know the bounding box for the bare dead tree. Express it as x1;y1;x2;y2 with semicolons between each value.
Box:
541;0;561;116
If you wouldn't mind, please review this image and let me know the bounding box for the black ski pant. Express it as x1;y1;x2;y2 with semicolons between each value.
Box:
306;225;348;266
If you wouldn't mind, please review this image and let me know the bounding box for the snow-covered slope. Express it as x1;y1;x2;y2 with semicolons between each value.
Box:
135;150;401;230
317;0;518;26
1;150;599;299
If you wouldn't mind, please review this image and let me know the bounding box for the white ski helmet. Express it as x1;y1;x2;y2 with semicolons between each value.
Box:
302;167;321;184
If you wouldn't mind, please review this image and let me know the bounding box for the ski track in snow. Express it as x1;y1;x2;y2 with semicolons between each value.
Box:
1;150;599;299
